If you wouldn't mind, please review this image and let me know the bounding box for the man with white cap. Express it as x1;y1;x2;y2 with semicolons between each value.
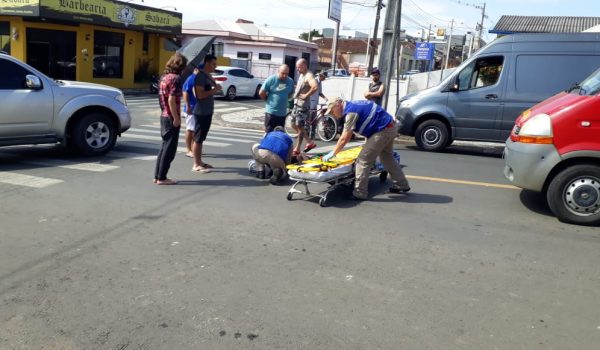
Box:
323;97;410;200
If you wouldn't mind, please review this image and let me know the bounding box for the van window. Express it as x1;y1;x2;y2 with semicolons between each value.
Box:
515;55;600;96
456;56;504;91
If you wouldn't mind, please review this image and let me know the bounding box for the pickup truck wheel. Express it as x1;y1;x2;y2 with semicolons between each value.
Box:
70;113;117;156
547;164;600;226
415;119;449;152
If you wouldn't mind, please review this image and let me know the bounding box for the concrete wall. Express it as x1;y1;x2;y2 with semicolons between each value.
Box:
319;67;458;115
320;76;409;116
405;68;457;94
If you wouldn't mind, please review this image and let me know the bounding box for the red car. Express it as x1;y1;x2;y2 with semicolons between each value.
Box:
504;69;600;225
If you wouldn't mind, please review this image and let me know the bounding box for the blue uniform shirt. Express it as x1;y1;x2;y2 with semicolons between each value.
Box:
343;100;392;138
259;130;293;162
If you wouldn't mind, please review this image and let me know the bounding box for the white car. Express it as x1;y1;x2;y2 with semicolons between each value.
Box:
212;66;263;100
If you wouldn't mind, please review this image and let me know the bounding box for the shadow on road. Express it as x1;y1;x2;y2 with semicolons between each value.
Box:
519;189;554;218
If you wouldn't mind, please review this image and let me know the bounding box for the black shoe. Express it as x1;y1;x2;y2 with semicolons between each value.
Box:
349;190;367;200
257;170;265;179
270;168;284;185
388;186;411;194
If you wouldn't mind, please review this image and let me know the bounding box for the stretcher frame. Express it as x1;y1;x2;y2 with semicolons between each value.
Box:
286;168;388;207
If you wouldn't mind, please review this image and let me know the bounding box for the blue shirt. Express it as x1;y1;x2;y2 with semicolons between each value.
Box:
259;130;293;162
261;75;294;117
182;73;197;114
343;100;392;138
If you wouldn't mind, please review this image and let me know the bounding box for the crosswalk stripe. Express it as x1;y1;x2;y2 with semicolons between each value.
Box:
204;135;255;143
109;151;157;161
127;127;261;142
121;133;230;147
21;159;120;172
0;171;64;188
213;107;247;113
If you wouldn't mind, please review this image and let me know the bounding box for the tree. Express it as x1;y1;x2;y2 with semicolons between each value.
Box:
299;29;322;42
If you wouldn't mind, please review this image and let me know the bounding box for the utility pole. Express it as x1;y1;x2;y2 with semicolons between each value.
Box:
367;0;384;73
477;2;486;50
331;21;340;73
441;18;454;82
377;0;402;109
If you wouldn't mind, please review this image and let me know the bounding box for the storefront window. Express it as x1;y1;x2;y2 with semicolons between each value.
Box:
0;22;10;54
94;30;124;78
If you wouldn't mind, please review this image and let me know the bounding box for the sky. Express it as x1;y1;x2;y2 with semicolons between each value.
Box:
137;0;600;42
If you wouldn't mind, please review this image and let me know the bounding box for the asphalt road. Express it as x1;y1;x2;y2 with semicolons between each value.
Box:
0;96;599;350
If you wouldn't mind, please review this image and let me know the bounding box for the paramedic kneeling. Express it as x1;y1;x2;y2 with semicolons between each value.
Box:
251;126;294;185
323;98;410;200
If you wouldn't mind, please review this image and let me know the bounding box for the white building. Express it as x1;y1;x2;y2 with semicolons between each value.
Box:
183;19;318;80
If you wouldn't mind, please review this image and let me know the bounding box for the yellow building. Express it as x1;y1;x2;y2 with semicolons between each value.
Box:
0;0;182;89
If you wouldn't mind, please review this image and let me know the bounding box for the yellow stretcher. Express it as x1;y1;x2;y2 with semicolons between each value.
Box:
285;146;388;207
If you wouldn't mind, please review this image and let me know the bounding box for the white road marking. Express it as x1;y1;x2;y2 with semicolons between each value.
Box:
213;107;248;113
121;133;230;147
0;172;64;188
108;151;157;161
21;159;119;172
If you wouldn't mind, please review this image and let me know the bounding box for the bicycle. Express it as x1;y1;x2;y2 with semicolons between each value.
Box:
284;103;341;142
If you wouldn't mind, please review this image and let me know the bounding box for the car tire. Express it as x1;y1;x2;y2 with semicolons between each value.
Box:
546;164;600;226
69;112;117;156
226;86;237;101
254;85;261;98
415;119;449;152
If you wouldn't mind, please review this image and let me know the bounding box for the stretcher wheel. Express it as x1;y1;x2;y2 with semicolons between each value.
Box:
379;171;388;182
319;198;327;207
287;192;293;201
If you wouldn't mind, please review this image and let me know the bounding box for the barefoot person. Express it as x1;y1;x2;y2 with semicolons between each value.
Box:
154;52;188;185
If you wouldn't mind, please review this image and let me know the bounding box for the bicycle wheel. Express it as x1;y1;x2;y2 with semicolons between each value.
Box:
317;115;338;142
285;113;298;138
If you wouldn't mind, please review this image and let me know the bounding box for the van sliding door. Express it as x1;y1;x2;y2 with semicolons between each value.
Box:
447;55;505;142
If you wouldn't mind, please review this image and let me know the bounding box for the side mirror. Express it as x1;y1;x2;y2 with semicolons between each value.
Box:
249;74;254;79
449;77;460;92
25;75;42;90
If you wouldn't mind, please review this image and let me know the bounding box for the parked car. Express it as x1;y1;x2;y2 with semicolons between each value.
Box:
0;52;131;155
326;68;350;77
212;66;262;100
93;55;122;78
504;67;600;226
397;33;600;152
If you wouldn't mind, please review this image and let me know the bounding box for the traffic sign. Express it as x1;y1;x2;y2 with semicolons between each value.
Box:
415;42;434;60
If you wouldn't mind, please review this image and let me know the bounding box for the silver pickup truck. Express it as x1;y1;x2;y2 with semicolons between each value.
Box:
0;52;131;155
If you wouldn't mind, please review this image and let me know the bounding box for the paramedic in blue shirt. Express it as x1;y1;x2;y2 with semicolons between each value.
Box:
251;126;294;184
182;65;201;157
259;65;295;133
323;97;411;200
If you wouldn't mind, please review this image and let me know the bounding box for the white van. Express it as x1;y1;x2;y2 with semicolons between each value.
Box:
396;33;600;151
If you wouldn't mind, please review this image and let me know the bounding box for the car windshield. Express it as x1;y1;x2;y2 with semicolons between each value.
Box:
576;67;600;96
